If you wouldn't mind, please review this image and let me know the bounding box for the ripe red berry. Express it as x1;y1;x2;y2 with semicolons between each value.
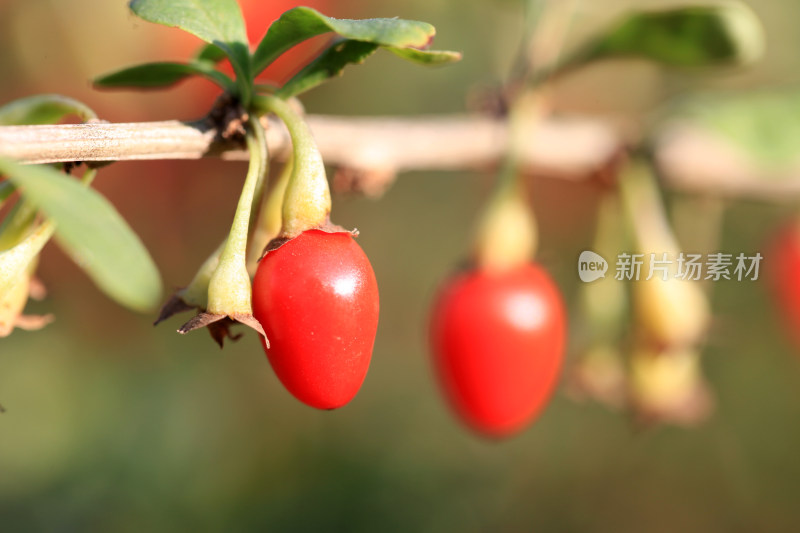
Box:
429;263;566;437
252;229;379;409
766;220;800;349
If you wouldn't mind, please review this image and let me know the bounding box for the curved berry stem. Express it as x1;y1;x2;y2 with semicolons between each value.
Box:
473;92;543;271
253;95;330;238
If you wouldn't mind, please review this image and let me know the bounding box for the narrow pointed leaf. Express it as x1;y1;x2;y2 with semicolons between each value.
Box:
277;40;379;98
252;7;441;76
388;47;462;65
0;157;162;312
276;38;460;98
94;61;234;91
0;94;96;126
129;0;251;101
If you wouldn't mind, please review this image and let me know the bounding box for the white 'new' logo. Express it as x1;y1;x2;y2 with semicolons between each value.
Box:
578;250;608;282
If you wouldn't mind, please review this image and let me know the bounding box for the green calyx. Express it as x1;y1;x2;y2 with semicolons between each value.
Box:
580;193;628;340
182;238;226;311
473;91;543;272
254;95;330;238
474;172;537;272
247;157;293;274
0;220;54;300
618;158;709;348
206;116;268;317
0;164;99;338
0;223;55;337
176;115;270;344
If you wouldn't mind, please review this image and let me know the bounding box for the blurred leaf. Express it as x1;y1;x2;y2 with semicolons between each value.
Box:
564;3;764;72
0;181;14;207
0;199;37;251
252;7;447;76
0;158;162;312
0;94;98;261
671;91;800;168
194;43;228;63
0;94;97;125
94;62;234;91
129;0;251;102
254;83;280;94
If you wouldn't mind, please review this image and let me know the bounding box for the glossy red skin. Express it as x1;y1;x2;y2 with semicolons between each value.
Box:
252;230;379;409
767;220;800;349
429;263;566;438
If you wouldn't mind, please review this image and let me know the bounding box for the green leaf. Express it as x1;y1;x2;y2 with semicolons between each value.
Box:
129;0;247;50
277;40;379;98
129;0;252;103
277;40;461;98
573;3;764;69
94;61;234;91
0;157;162;312
252;7;443;76
0;94;97;126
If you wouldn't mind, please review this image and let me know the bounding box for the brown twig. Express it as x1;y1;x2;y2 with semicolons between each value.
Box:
0;114;797;200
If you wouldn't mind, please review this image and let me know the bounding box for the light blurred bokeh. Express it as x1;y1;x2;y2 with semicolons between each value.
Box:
2;0;800;531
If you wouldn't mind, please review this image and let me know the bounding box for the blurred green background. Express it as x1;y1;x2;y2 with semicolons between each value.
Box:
2;0;800;531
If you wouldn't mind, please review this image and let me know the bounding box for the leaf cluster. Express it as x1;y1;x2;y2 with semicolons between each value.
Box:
95;1;461;104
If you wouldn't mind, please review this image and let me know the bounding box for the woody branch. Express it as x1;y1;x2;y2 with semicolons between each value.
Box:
0;114;798;200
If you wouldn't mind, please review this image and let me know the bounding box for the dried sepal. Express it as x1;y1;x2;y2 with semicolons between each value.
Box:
177;312;264;348
154;294;195;325
0;220;55;337
0;271;52;337
567;344;627;409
